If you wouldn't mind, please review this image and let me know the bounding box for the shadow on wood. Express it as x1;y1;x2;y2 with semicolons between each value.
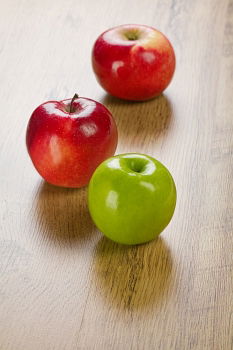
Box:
35;182;96;247
101;94;173;152
92;236;173;312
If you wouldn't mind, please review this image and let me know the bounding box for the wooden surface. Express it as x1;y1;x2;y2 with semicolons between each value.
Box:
0;0;233;349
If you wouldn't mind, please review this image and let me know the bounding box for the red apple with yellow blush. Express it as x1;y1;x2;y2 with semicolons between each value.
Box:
26;94;118;188
92;24;176;101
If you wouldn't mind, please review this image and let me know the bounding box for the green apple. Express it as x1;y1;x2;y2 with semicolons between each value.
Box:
88;153;176;245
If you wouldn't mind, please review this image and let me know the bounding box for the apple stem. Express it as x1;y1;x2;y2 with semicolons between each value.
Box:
70;93;79;113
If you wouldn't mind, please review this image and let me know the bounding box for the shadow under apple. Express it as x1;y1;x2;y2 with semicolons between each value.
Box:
92;235;173;313
35;181;96;247
101;94;173;153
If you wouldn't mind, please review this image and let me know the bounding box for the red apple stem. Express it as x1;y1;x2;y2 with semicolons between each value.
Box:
70;93;79;113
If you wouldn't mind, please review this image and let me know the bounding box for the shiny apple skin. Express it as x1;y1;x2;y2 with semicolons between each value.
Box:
92;24;176;101
88;153;176;245
26;97;118;188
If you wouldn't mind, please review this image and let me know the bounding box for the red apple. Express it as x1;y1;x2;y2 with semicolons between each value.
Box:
26;94;118;188
92;24;176;101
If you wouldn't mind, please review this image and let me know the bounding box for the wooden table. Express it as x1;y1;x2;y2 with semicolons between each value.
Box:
1;0;232;349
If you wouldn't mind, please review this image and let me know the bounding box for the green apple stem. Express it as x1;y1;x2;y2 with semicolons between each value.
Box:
70;93;79;113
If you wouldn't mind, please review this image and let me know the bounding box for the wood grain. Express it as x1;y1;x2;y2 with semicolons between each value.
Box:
0;0;233;349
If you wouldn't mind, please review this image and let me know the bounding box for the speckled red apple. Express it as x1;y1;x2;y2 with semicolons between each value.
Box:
26;94;118;188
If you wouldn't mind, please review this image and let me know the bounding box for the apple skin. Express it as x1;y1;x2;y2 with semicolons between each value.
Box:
26;95;118;188
92;24;176;101
88;153;176;245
